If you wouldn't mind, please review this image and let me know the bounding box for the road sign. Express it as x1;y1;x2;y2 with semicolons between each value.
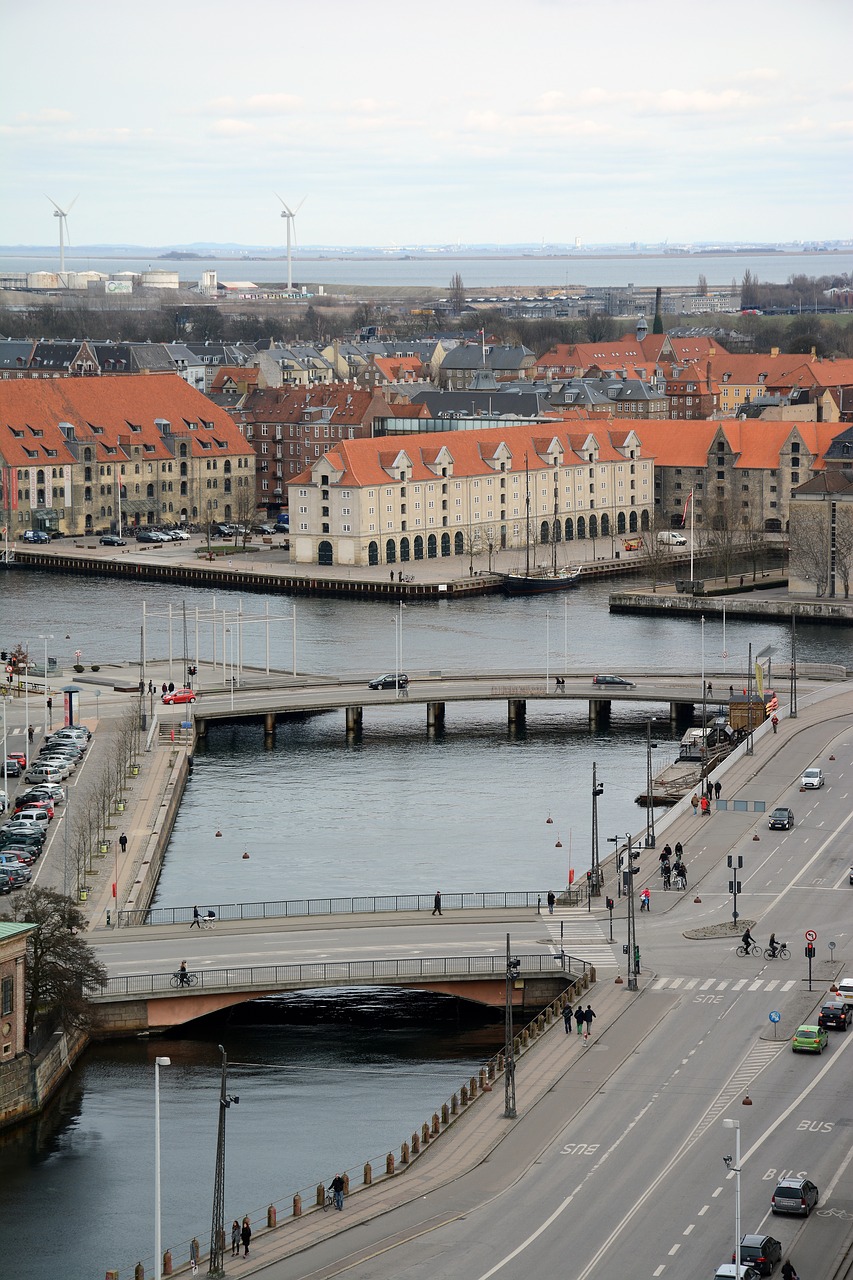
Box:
769;1011;781;1023
805;929;817;942
829;941;837;952
722;650;728;659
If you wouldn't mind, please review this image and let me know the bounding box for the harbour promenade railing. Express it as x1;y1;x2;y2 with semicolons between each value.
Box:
92;951;589;1000
117;887;586;928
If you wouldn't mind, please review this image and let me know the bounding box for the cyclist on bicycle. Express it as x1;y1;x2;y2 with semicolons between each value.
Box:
741;927;756;955
768;932;778;958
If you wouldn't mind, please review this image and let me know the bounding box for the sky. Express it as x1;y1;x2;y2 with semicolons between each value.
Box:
2;0;852;250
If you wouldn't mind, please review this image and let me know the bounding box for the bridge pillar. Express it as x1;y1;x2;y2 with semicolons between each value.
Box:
589;699;610;730
346;705;363;738
195;717;207;739
426;701;445;733
264;711;276;747
507;698;526;730
671;701;693;731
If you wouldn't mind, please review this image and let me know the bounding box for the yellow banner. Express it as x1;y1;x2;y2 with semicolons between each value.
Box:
755;663;764;698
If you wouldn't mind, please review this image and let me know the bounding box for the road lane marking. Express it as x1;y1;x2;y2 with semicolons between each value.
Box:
732;980;747;990
683;1224;694;1235
749;980;762;990
700;979;715;989
653;1267;666;1276
698;1205;709;1215
765;981;779;991
668;1244;680;1255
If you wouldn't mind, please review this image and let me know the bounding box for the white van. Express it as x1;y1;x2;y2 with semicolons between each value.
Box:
657;531;688;546
14;808;50;828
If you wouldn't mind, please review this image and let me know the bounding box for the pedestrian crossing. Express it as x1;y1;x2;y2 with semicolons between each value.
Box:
651;975;800;994
543;909;618;970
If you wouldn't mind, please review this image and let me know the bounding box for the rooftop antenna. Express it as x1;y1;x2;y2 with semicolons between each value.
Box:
46;195;78;283
274;194;306;292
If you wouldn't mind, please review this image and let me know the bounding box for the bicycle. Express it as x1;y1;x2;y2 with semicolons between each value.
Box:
170;971;199;988
764;944;791;960
321;1191;335;1212
736;943;762;958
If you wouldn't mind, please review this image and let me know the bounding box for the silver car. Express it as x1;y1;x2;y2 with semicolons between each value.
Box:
801;767;824;789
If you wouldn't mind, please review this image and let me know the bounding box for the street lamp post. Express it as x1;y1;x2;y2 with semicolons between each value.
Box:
503;935;521;1119
208;1045;239;1277
607;834;622;898
154;1056;171;1280
39;633;53;736
625;834;639;991
590;761;604;898
645;719;658;848
722;1118;742;1275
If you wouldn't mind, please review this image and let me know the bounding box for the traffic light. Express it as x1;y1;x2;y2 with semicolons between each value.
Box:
586;870;592;883
633;944;641;973
0;650;6;662
805;943;816;960
606;897;614;911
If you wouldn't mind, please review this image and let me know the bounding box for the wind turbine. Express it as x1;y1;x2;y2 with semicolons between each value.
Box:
274;194;305;292
46;195;78;282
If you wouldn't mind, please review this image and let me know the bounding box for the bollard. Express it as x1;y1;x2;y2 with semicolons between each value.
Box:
293;1194;302;1218
267;1205;277;1229
163;1250;172;1276
316;1184;325;1208
431;1112;440;1135
106;1272;119;1280
400;1141;410;1165
451;1092;458;1114
469;1075;478;1098
496;1053;504;1072
190;1240;200;1271
479;1070;487;1091
364;1161;372;1186
441;1102;449;1125
342;1173;350;1195
386;1152;395;1176
411;1131;420;1154
421;1122;430;1144
460;1084;469;1105
135;1264;144;1280
521;1029;529;1047
488;1060;496;1080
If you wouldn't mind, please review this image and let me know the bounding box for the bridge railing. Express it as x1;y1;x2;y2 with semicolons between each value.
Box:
91;951;590;999
117;887;585;928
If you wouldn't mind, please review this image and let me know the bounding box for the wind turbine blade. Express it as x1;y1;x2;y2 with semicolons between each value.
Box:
64;217;72;250
66;195;79;214
274;193;293;214
45;195;63;215
294;196;307;214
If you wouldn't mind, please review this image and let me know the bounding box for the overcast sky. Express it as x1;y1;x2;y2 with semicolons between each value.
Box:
2;0;851;249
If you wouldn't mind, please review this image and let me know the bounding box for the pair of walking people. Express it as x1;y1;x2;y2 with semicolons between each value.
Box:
230;1217;251;1257
567;1003;596;1040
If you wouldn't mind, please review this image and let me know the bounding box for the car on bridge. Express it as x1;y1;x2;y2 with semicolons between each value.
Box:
771;1175;819;1215
791;1024;828;1053
800;766;824;789
818;999;850;1031
591;674;636;689
368;673;409;690
732;1232;782;1275
161;687;197;705
768;807;794;830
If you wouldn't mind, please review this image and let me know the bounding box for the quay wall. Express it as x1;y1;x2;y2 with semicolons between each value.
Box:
610;591;853;625
121;747;191;920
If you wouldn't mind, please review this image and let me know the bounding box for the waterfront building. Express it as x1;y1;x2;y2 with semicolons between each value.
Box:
285;422;653;567
0;373;256;536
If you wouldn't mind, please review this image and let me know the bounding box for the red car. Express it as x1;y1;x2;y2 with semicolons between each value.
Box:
7;752;27;769
14;798;54;820
161;688;196;705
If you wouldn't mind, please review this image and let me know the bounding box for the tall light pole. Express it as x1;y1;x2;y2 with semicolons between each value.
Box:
625;833;639;991
545;610;550;692
789;614;798;719
395;601;405;699
590;761;604;898
645;721;655;846
154;1056;171;1280
504;935;520;1119
39;634;53;736
722;1118;741;1274
209;1045;239;1278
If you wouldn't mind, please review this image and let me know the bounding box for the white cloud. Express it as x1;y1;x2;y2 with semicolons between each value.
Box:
211;119;259;136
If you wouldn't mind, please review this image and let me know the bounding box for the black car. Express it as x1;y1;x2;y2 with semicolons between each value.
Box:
367;673;409;690
733;1233;782;1275
819;999;850;1031
771;1176;819;1216
3;759;22;778
21;529;50;544
0;827;45;849
100;534;127;547
135;529;163;544
591;674;637;689
768;807;794;830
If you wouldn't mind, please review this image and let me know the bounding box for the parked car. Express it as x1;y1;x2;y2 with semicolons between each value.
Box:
367;673;409;690
818;1000;849;1031
732;1234;782;1276
801;767;824;789
0;866;28;888
13;798;53;819
0;829;45;852
21;529;50;544
25;765;65;785
791;1024;828;1053
161;688;197;705
252;523;276;535
771;1176;819;1215
0;870;15;895
169;528;191;540
714;1265;762;1280
0;849;35;868
135;529;165;544
36;758;73;778
592;674;637;688
100;534;127;547
768;807;794;830
13;808;50;829
20;785;64;805
657;530;688;546
6;752;27;769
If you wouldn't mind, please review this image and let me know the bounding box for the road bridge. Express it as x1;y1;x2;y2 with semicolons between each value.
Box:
89;951;592;1034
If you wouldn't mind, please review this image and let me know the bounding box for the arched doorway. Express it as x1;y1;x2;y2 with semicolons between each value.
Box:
318;540;333;566
589;514;598;539
554;520;562;542
441;533;451;557
454;531;464;555
565;518;574;541
617;511;626;534
427;534;437;559
386;538;396;564
601;513;610;536
400;537;410;562
540;520;550;544
414;535;424;560
368;541;379;565
629;511;638;533
577;517;586;540
640;509;650;531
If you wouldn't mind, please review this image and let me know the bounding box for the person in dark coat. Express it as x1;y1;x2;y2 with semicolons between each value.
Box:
331;1173;345;1210
432;890;442;916
231;1220;240;1257
714;780;722;800
574;1004;585;1036
191;904;201;928
547;890;556;915
563;1004;572;1034
583;1004;596;1040
241;1217;251;1256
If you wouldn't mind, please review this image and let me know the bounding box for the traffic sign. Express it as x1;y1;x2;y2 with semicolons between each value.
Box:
805;929;817;942
769;1011;781;1023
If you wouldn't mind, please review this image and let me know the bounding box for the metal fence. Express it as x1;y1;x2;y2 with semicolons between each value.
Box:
92;951;588;999
118;887;586;928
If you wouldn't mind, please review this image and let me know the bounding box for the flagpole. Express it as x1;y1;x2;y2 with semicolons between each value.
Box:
689;488;694;584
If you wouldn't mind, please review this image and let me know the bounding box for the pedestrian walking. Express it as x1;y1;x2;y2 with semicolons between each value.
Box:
241;1217;252;1257
583;1004;596;1041
432;890;442;916
147;680;154;695
640;888;651;911
781;1261;798;1280
161;682;167;695
191;904;201;928
728;685;734;700
168;681;175;693
700;794;711;817
706;681;713;698
771;714;779;734
119;832;128;854
331;1173;345;1210
27;724;34;743
563;1005;572;1034
574;1004;585;1036
714;780;722;800
547;890;556;915
690;793;699;816
231;1221;240;1257
46;696;53;724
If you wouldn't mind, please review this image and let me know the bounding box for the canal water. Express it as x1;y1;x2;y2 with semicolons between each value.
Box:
1;571;848;1277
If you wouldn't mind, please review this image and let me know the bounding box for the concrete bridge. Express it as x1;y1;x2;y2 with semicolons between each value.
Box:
89;952;592;1035
184;670;754;743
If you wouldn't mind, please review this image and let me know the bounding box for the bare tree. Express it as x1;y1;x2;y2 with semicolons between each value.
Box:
697;274;709;297
463;526;483;576
449;273;466;316
11;888;106;1044
638;526;672;592
481;523;500;573
789;505;828;596
834;505;853;598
